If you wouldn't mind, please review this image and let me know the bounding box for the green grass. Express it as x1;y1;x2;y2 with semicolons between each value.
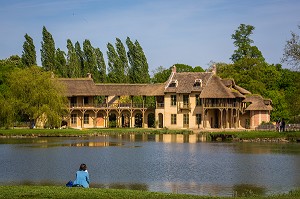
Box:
208;131;300;141
0;186;299;199
0;128;192;137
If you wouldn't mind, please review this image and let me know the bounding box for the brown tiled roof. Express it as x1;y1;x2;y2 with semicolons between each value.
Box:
244;95;272;111
200;75;235;98
164;72;212;93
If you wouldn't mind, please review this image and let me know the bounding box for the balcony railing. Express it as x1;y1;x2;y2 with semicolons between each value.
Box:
203;102;240;108
178;102;191;110
69;103;156;109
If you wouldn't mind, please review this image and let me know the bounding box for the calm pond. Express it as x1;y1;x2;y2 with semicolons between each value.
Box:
0;134;300;196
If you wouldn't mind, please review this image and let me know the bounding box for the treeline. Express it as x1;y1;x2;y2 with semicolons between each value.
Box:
0;24;299;128
151;24;300;123
22;26;150;83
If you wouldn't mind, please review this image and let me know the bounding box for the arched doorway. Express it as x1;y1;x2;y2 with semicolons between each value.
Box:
148;113;155;128
134;113;143;127
109;112;117;128
158;113;163;128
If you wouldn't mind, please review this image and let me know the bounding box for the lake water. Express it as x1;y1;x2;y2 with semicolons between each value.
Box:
0;134;299;196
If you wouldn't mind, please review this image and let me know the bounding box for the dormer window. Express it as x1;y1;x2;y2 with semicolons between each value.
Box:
169;80;178;87
194;79;202;87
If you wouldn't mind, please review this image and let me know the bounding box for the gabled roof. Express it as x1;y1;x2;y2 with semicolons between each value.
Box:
200;75;236;98
58;78;97;96
244;95;272;111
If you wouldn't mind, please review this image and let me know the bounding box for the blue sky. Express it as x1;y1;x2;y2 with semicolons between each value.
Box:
0;0;299;73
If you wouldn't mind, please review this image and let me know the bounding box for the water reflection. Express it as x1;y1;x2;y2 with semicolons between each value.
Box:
0;134;299;196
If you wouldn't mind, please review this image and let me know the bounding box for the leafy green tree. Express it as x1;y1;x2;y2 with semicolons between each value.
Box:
55;48;67;77
107;42;124;83
151;66;170;83
7;66;68;127
41;26;56;71
94;48;106;83
66;39;81;78
231;24;264;63
21;33;36;67
282;25;300;71
0;57;20;128
193;66;205;72
126;37;150;83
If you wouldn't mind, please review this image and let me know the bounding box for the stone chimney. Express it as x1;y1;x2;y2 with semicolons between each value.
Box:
172;65;176;73
212;64;217;75
87;73;92;78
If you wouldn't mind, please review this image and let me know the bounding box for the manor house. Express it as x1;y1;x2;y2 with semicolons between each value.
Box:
59;66;272;130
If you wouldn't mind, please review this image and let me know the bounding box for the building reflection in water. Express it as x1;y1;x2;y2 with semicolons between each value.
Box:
155;134;206;143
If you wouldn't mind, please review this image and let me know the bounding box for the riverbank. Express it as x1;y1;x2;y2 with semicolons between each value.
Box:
0;185;299;199
0;128;300;142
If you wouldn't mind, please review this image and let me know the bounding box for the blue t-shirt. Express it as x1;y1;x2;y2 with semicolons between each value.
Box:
73;170;90;188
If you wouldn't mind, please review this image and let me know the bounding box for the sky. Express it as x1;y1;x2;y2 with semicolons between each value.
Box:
0;0;299;73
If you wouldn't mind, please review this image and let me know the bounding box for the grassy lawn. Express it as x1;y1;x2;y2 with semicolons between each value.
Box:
0;186;299;199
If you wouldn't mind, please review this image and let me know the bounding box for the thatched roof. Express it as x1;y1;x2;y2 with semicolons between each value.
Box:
58;78;165;96
244;95;273;111
95;83;165;96
234;85;251;95
200;75;235;98
58;78;98;96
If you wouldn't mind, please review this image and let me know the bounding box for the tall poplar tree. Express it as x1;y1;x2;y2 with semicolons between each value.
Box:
21;33;36;67
83;39;98;80
55;48;67;77
126;37;150;83
107;42;124;83
67;39;81;78
95;48;106;83
41;26;56;71
75;41;84;77
116;38;129;82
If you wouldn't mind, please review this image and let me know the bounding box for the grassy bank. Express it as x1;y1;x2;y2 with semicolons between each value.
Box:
0;128;192;137
0;186;299;199
208;131;300;142
0;128;300;141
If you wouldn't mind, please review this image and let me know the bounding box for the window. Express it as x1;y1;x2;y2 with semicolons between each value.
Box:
183;114;189;125
195;94;202;106
169;80;178;87
71;114;77;124
183;95;189;106
171;95;177;106
84;97;89;105
71;97;77;107
84;114;89;124
196;114;201;125
194;79;202;87
171;114;177;125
